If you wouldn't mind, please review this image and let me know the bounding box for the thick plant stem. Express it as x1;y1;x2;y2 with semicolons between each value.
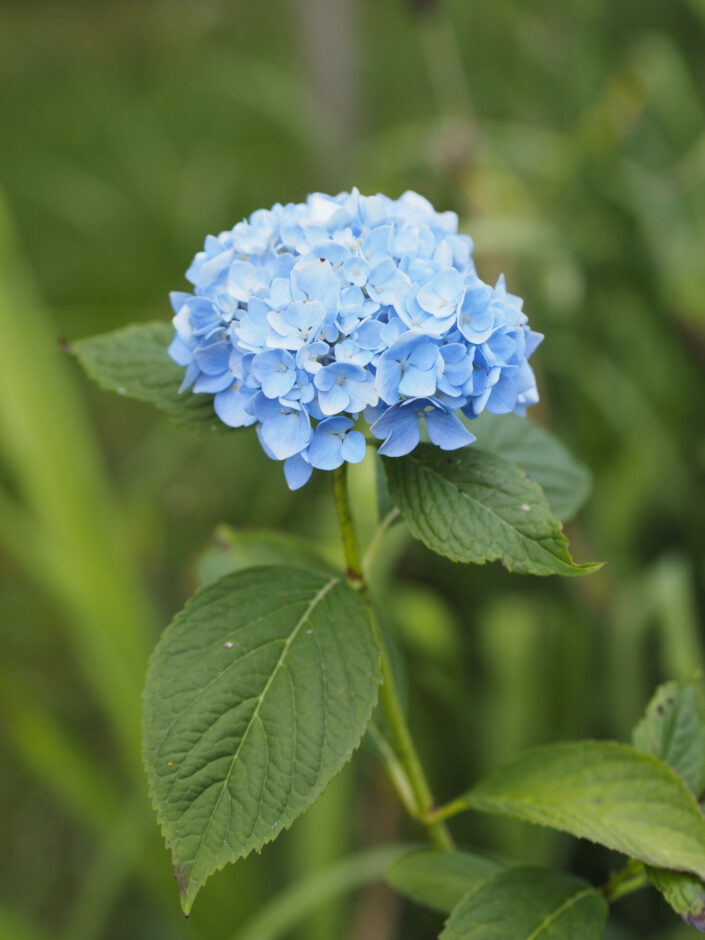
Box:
332;464;454;850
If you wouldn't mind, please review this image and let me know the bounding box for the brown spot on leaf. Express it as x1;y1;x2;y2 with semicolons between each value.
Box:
174;864;190;900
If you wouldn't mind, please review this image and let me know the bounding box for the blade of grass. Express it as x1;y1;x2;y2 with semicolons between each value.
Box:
231;845;410;940
0;190;154;768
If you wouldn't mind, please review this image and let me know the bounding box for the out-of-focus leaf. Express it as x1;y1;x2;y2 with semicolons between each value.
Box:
471;413;592;521
387;849;504;913
441;867;607;939
73;322;226;433
462;742;705;877
196;525;338;587
646;866;705;932
632;678;705;797
633;679;705;931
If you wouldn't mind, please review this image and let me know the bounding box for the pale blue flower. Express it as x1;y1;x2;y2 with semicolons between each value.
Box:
308;416;366;470
169;189;542;488
250;349;297;399
371;398;475;457
253;395;312;460
314;362;377;415
376;332;442;404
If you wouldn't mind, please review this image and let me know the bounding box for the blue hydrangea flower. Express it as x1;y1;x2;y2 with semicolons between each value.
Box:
169;189;543;489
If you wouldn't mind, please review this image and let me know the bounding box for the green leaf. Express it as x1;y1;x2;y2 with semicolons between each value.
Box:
632;680;705;927
383;446;600;577
143;566;381;914
73;322;226;432
632;678;705;797
462;741;705;877
471;413;592;521
441;867;608;939
387;849;504;913
196;526;339;587
645;866;705;930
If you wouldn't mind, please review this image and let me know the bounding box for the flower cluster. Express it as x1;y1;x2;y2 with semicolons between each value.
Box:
169;189;542;489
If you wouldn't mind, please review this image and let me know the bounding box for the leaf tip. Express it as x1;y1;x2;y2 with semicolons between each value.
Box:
684;908;705;931
175;864;195;915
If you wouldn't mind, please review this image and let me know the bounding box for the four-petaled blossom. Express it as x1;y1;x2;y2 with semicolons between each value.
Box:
169;189;542;488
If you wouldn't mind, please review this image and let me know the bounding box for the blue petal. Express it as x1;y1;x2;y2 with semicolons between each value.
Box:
340;430;366;463
194;371;233;393
372;404;421;457
399;365;437;398
214;385;257;427
525;330;544;358
318;384;349;416
168;334;193;367
309;425;344;470
284;454;313;490
259;408;312;460
375;357;402;405
485;372;518;414
342;255;371;286
425;409;475;450
194;342;231;376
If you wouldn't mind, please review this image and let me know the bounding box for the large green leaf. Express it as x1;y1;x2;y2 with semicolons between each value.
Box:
470;413;592;521
383;446;600;576
73;321;226;432
196;526;339;587
143;566;381;914
441;867;607;939
462;742;705;877
387;849;504;913
632;678;705;797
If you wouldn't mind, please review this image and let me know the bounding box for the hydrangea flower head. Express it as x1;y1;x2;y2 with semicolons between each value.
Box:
169;189;543;488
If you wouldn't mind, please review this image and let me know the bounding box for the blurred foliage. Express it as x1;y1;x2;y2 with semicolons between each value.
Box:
0;0;703;938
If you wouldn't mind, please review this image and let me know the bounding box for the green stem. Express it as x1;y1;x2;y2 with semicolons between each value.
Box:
332;465;453;850
362;508;399;578
423;796;467;827
601;859;649;904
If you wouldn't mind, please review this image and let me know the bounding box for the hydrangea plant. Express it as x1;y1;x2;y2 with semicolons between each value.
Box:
75;191;705;937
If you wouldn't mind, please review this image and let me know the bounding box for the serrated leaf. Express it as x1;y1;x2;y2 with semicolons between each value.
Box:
73;322;226;432
196;526;339;587
441;867;608;940
143;566;381;913
471;413;592;521
632;678;705;797
462;741;705;878
383;446;600;576
632;680;705;928
387;849;504;913
646;866;705;931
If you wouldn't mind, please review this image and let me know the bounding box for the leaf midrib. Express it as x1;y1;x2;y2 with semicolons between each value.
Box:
181;576;340;871
524;886;594;940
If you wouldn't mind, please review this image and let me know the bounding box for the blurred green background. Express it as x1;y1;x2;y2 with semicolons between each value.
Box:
1;0;704;937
